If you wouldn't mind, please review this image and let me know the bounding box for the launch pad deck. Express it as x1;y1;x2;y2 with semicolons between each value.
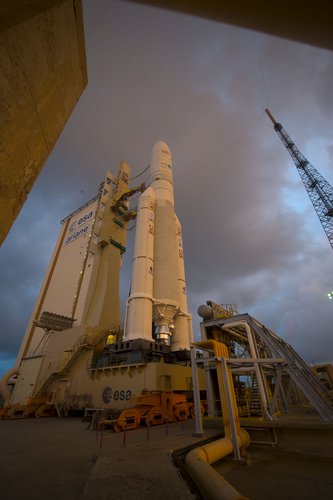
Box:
1;416;333;500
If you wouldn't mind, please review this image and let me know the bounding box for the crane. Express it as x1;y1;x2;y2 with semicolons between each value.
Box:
265;108;333;252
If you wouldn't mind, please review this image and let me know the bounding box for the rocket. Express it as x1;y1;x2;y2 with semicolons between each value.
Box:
125;141;193;350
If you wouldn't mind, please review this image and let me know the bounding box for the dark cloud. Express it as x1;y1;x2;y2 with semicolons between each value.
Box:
1;0;333;374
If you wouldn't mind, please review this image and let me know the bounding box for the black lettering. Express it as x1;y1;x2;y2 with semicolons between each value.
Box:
119;390;125;401
125;390;131;401
114;390;119;400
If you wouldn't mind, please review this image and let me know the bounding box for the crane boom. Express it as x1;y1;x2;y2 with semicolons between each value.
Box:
266;109;333;251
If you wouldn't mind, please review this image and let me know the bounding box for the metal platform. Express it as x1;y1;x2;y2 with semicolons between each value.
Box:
199;313;333;422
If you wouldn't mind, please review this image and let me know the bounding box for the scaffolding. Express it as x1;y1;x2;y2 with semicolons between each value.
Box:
198;312;333;422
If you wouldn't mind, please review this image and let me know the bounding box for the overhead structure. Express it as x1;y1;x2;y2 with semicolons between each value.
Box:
265;108;333;251
198;303;333;422
130;1;333;52
0;0;87;245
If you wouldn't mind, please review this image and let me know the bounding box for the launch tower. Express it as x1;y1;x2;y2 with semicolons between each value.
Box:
6;142;195;411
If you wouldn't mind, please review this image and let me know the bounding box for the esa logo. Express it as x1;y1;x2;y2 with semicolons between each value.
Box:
102;387;131;404
69;211;93;233
64;210;94;246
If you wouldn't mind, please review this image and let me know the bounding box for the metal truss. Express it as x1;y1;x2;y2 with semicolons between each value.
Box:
266;109;333;251
200;313;333;422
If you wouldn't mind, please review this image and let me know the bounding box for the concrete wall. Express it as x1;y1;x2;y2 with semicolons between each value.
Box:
0;0;87;244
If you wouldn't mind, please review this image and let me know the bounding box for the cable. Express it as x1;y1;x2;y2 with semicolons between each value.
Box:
173;111;265;182
251;33;270;108
86;0;115;38
129;192;142;202
129;164;150;181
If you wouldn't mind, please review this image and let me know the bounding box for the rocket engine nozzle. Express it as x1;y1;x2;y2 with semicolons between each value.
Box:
153;324;172;344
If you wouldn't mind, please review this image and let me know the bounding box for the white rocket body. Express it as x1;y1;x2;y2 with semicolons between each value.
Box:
125;187;155;339
172;216;194;350
125;141;192;350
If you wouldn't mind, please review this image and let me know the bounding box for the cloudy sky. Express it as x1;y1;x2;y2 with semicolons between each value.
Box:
1;0;333;376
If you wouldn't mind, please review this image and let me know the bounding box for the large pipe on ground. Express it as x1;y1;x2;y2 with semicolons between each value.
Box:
185;430;250;500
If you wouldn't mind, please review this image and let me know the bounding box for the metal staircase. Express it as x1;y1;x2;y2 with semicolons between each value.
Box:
35;372;58;397
59;335;90;375
34;327;120;398
247;315;333;420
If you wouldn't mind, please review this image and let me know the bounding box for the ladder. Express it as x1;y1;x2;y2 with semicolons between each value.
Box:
55;401;68;418
249;376;262;416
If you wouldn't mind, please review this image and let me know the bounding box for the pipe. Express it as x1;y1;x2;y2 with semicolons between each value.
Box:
122;302;129;340
194;340;238;437
186;340;250;499
187;314;194;344
185;431;250;500
0;366;19;406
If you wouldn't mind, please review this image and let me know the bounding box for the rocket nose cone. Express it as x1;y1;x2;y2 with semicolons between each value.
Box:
153;140;170;151
149;140;174;198
152;141;171;160
151;141;172;166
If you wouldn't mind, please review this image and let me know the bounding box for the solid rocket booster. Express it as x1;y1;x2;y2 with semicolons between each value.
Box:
124;186;155;339
172;216;194;350
125;141;192;350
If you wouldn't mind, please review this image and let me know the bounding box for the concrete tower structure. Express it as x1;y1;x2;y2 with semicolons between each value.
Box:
125;141;193;350
0;0;87;245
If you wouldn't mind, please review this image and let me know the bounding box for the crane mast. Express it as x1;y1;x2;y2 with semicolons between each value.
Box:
265;109;333;251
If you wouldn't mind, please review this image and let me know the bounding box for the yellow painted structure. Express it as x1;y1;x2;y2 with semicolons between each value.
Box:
186;340;250;500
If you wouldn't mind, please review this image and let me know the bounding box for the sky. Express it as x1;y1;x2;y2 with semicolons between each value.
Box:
1;0;333;376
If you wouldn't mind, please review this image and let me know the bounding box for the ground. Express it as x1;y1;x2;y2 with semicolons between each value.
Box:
0;417;210;500
1;417;333;499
